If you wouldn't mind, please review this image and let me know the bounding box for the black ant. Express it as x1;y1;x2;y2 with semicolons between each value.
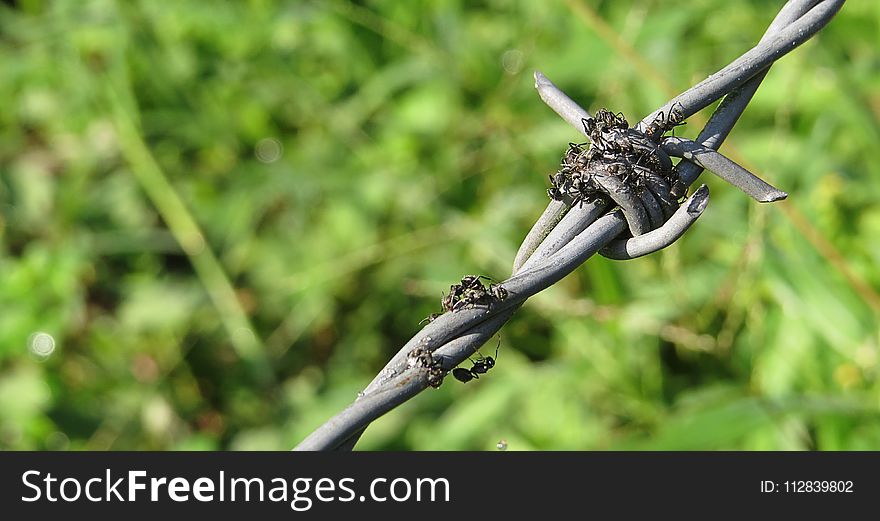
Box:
645;102;686;140
442;275;507;312
408;346;445;388
583;109;628;135
441;275;483;311
487;281;508;301
547;170;570;200
452;340;500;383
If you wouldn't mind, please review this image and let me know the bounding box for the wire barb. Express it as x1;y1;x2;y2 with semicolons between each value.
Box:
662;137;787;202
599;185;710;260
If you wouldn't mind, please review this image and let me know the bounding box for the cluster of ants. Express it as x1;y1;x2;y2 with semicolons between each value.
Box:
415;275;508;386
547;107;684;205
421;275;508;324
442;275;508;312
407;346;446;389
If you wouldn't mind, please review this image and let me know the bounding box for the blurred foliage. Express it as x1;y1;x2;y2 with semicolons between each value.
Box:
0;0;878;451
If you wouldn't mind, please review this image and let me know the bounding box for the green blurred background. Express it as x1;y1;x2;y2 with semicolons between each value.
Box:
1;0;878;450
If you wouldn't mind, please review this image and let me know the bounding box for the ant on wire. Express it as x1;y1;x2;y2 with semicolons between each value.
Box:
644;102;687;140
452;339;501;383
441;275;507;313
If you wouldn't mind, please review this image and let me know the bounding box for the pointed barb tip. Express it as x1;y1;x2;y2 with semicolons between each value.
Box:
759;190;788;203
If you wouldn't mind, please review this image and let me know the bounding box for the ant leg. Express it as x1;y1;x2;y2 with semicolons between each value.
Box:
671;123;687;138
419;313;441;326
600;185;709;260
478;275;497;285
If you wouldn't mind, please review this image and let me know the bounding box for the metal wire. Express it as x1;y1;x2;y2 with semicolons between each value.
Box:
293;0;845;451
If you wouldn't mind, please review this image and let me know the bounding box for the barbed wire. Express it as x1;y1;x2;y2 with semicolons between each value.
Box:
294;0;845;451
